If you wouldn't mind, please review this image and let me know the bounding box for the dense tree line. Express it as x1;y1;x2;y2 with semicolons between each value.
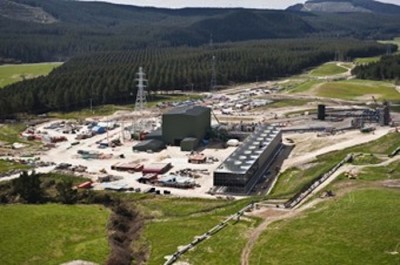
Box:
0;39;393;116
352;54;400;81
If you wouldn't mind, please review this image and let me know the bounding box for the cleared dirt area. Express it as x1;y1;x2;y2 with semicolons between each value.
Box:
281;127;391;171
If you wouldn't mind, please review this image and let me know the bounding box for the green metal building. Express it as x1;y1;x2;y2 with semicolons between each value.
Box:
162;106;211;146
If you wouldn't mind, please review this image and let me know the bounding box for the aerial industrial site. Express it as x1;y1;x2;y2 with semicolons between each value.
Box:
1;1;400;264
2;67;398;202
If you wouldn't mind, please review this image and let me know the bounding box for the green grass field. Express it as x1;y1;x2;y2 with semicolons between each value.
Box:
309;63;348;77
0;63;62;88
358;160;400;181
287;80;322;94
142;197;255;265
354;56;381;65
339;63;353;69
314;79;400;101
184;217;259;265
0;204;110;265
251;188;400;265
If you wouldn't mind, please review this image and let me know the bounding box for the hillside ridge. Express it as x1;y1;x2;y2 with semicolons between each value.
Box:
0;0;57;24
288;0;400;14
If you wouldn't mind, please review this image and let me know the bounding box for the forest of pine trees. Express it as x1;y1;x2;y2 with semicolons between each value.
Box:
352;54;400;81
0;39;393;117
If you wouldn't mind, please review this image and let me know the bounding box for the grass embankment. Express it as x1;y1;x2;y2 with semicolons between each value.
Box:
315;79;400;101
0;204;110;265
268;99;310;109
250;188;400;265
252;99;311;111
184;217;258;265
287;80;322;94
343;160;400;182
270;132;400;199
0;124;27;144
0;63;62;88
141;196;257;265
0;159;30;173
309;63;348;77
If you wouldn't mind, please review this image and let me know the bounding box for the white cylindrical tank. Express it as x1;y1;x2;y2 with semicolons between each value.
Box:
226;139;240;147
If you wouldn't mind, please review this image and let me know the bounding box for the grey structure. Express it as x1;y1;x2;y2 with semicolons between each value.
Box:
162;106;211;146
133;139;166;152
214;125;282;193
180;137;199;151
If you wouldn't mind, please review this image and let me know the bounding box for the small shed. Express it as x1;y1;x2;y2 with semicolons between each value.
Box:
180;137;199;151
133;139;166;152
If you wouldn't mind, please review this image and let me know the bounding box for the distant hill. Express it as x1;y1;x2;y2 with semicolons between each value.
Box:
0;0;57;24
287;0;400;14
0;0;399;62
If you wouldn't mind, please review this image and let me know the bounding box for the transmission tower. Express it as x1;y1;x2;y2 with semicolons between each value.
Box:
135;66;147;112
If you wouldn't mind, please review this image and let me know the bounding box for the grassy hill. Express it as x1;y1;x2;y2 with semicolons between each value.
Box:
0;62;61;88
289;0;400;14
315;79;400;100
309;62;348;76
250;188;400;265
